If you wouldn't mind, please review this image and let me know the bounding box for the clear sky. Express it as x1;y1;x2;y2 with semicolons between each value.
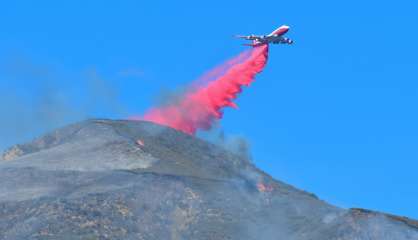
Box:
1;1;417;218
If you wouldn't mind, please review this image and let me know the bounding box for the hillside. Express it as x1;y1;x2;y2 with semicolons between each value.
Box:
1;119;417;239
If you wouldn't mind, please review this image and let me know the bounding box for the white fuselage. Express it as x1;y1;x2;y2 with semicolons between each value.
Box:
237;25;293;47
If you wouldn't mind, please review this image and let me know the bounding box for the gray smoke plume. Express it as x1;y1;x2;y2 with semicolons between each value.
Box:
198;121;252;162
153;86;188;107
0;56;124;152
86;69;127;116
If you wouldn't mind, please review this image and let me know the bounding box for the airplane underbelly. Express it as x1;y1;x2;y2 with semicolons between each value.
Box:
267;36;281;42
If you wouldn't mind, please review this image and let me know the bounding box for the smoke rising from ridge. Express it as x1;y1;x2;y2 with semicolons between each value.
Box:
141;45;269;135
0;58;124;151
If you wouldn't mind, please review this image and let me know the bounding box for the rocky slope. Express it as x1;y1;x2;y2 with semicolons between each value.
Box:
1;119;417;239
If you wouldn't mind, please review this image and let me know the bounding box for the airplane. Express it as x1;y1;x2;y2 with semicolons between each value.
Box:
235;25;294;47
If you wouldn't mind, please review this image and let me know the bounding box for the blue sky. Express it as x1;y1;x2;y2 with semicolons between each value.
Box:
1;1;417;218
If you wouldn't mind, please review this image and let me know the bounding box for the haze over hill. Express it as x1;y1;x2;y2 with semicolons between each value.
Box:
0;119;417;239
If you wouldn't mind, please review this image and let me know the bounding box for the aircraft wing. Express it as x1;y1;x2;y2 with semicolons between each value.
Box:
235;35;262;41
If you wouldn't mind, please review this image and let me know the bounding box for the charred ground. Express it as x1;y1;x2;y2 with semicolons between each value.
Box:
0;119;417;239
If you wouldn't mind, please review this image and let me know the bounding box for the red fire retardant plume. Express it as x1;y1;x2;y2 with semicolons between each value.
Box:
142;44;269;135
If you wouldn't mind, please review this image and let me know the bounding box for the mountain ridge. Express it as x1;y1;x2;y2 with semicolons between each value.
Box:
0;119;416;239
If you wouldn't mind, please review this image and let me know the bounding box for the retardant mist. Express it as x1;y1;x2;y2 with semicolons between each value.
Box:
141;45;269;135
